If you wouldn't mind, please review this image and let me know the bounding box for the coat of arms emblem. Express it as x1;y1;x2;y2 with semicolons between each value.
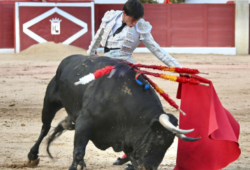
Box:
50;18;62;35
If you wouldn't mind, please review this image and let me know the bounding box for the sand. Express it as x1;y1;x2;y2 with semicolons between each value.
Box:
0;42;249;170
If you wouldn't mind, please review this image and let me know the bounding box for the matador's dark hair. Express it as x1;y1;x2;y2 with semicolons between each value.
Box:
123;0;144;20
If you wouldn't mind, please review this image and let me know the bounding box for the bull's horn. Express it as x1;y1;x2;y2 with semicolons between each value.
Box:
176;134;201;142
159;114;194;134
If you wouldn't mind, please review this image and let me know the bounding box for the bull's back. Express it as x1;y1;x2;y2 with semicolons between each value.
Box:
55;54;163;121
54;55;127;116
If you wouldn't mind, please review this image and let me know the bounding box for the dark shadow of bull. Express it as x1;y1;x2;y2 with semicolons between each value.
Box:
27;55;199;170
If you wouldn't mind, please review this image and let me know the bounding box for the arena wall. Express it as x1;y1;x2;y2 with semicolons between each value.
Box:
0;2;14;49
95;4;235;48
0;1;241;54
95;3;236;54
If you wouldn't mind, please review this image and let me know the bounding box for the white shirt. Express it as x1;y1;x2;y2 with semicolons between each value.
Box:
111;13;124;34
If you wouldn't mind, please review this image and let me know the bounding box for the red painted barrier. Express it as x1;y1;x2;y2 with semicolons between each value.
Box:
0;3;14;48
95;4;235;48
0;2;236;51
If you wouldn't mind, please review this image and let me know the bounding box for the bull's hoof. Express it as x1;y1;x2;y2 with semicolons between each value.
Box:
113;157;129;165
77;160;86;170
28;152;38;160
69;161;86;170
77;165;87;170
124;164;134;170
69;166;86;170
26;158;40;168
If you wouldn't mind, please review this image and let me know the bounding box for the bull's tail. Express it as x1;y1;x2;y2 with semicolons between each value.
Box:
47;116;75;159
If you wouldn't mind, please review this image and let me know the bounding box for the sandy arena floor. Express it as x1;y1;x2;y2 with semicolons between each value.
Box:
0;42;249;170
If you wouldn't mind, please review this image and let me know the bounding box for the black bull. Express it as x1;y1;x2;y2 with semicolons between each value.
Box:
27;55;199;170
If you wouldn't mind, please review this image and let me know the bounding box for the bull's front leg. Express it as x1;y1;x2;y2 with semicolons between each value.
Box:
69;114;94;170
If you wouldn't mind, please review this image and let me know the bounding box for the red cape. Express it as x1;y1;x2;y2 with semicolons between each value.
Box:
174;75;241;170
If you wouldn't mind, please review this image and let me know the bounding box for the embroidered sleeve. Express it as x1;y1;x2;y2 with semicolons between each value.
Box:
141;33;182;67
87;22;105;56
87;10;122;56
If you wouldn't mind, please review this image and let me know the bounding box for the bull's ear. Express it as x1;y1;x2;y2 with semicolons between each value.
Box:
166;113;178;127
149;116;161;130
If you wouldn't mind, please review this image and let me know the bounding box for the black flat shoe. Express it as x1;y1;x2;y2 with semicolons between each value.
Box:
124;164;134;170
113;157;129;165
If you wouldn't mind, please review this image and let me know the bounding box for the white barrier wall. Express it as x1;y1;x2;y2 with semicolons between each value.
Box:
235;0;249;54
